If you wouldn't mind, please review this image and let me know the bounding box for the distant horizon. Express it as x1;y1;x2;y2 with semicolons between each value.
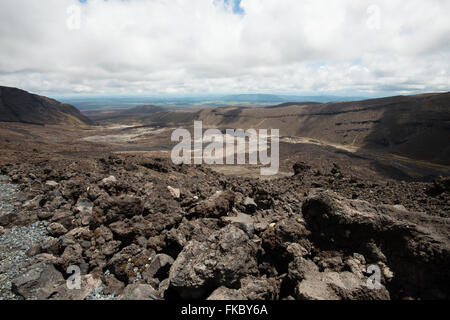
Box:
3;84;448;105
49;90;449;100
46;90;448;110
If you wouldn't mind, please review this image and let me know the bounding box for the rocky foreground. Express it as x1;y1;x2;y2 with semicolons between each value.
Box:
0;156;449;300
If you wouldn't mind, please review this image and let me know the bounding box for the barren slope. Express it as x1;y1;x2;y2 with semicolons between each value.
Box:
0;86;93;126
130;92;450;165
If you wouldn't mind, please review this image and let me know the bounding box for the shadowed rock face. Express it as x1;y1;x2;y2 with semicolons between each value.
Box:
302;189;450;299
125;92;450;166
0;86;92;125
168;225;259;299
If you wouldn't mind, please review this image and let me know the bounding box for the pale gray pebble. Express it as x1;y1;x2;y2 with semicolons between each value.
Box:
85;286;116;301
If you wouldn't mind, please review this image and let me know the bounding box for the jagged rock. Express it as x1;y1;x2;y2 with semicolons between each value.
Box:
207;286;246;300
287;257;319;284
143;254;174;281
101;176;117;185
23;195;44;210
286;243;310;259
47;222;68;237
261;217;311;272
106;245;152;283
59;243;84;270
293;162;311;176
44;196;66;211
37;210;53;220
101;240;121;257
23;254;62;269
0;212;38;228
12;263;64;300
147;235;166;252
314;252;345;272
75;198;94;215
167;186;181;199
188;190;235;218
140;159;170;173
302;189;450;299
61;227;92;248
344;257;365;278
108;195;144;217
159;278;170;296
166;218;222;250
145;277;161;290
426;176;450;197
363;241;387;263
109;220;134;239
295;270;390;300
223;212;255;237
102;273;125;296
285;248;389;300
137;236;148;248
48;274;102;300
93;225;114;242
26;244;42;257
331;163;341;175
45;181;59;187
243;197;257;213
134;211;181;238
119;283;161;300
168;225;259;299
207;277;280;300
392;204;407;211
51;210;74;229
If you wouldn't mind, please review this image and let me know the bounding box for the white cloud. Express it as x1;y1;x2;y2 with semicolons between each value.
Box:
0;0;449;96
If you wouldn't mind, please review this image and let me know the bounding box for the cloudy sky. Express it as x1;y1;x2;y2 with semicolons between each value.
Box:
0;0;449;97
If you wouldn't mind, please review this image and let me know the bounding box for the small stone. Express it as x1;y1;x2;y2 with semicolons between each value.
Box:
142;254;174;281
75;198;94;215
254;222;268;233
379;262;394;280
167;186;181;199
119;283;161;300
26;244;42;257
137;236;148;248
393;204;407;211
102;176;117;184
243;197;257;213
11;263;64;300
47;223;68;237
353;253;366;265
45;181;59;187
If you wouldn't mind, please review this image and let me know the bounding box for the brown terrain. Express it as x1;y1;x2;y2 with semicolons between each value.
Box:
0;88;449;300
0;86;93;126
91;92;450;166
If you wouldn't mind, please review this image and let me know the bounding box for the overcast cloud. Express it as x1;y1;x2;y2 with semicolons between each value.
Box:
0;0;449;96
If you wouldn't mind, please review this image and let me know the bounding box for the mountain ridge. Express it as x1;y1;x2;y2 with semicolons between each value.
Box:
0;86;93;126
127;91;450;166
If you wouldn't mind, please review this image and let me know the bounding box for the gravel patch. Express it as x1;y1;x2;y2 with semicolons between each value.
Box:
0;175;54;300
0;175;19;218
85;286;116;301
